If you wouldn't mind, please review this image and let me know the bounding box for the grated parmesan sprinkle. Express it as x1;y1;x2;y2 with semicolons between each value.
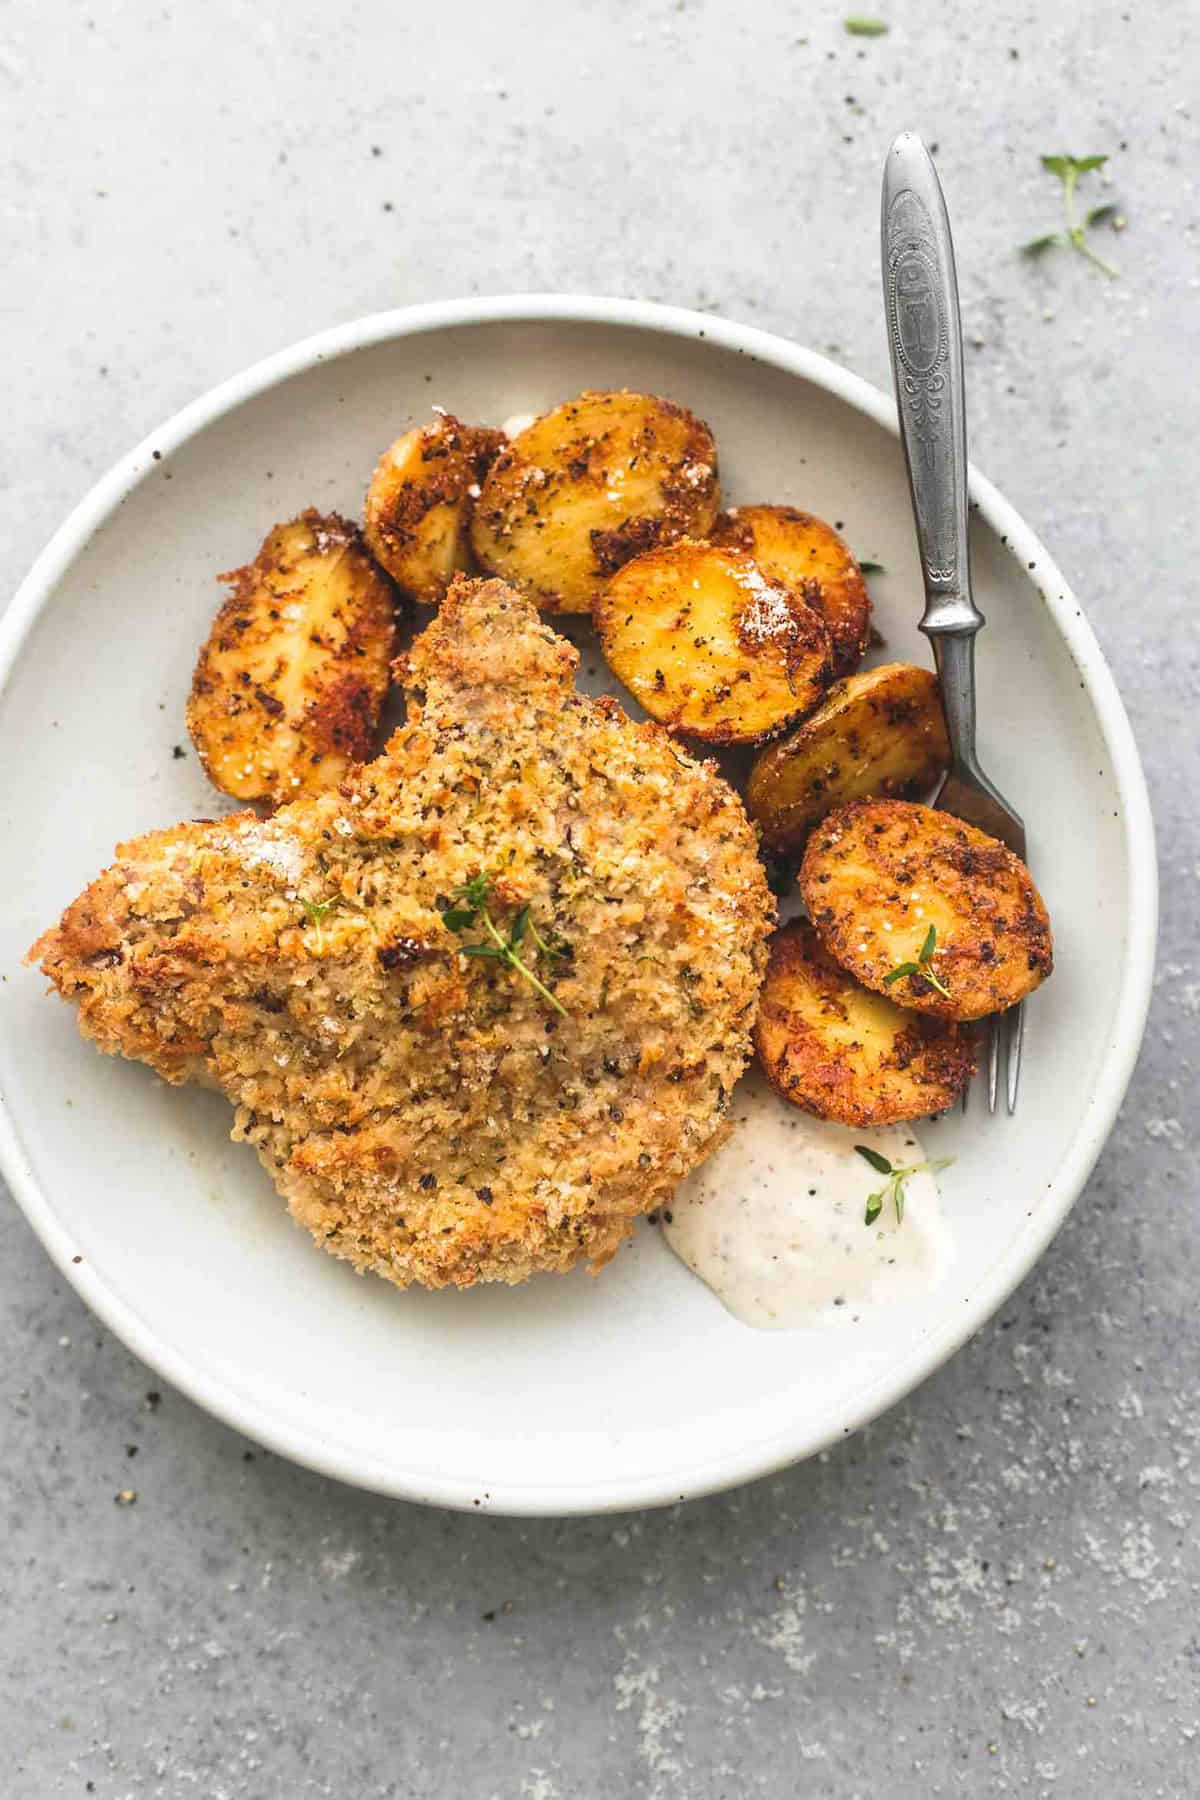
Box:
732;562;802;647
224;822;306;884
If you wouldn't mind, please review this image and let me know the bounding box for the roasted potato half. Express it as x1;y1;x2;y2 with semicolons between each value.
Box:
594;541;833;744
755;920;975;1124
469;390;719;613
746;663;950;850
710;505;871;674
363;412;504;603
799;799;1053;1021
188;511;397;806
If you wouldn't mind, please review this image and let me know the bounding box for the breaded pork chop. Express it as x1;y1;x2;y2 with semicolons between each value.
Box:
31;579;773;1290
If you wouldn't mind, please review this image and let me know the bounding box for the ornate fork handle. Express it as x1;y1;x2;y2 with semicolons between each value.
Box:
882;134;978;628
881;132;986;773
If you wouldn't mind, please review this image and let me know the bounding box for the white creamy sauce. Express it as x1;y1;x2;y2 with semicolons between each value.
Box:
662;1072;951;1329
500;410;537;439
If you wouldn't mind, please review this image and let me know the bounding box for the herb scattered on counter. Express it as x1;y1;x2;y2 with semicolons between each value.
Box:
1022;154;1119;279
442;872;569;1016
858;560;886;576
884;923;951;999
856;1145;954;1226
844;15;889;34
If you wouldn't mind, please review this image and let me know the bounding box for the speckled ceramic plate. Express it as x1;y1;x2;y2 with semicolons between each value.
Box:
0;298;1156;1515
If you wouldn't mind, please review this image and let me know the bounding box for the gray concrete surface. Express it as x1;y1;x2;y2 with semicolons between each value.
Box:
2;3;1197;1794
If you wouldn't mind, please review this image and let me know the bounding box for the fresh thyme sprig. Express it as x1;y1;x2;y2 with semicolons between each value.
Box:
299;892;370;950
300;898;337;928
298;894;342;952
1022;154;1120;279
856;1145;954;1227
441;872;569;1016
883;923;951;999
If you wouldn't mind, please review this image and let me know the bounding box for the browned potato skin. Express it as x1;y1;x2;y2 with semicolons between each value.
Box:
469;391;720;613
711;505;871;675
755;920;975;1124
364;414;505;603
799;799;1053;1021
747;663;950;850
594;541;833;745
188;511;397;806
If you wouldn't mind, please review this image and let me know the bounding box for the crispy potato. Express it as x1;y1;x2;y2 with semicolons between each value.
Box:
755;920;975;1124
594;541;833;744
363;412;504;603
746;663;950;850
469;390;719;613
711;505;871;674
188;511;397;805
799;799;1053;1021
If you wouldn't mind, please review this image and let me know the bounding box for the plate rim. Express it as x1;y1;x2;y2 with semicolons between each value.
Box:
0;294;1158;1514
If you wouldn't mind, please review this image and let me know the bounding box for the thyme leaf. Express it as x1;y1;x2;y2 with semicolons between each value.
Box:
856;1146;954;1227
300;898;336;928
883;922;951;999
855;1145;893;1176
441;872;569;1015
1023;153;1119;278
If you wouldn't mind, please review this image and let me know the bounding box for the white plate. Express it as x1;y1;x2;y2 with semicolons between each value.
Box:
0;298;1156;1515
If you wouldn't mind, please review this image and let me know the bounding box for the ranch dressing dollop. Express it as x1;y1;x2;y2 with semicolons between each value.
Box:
662;1072;952;1329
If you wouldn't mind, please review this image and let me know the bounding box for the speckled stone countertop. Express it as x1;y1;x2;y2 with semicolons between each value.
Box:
3;4;1197;1795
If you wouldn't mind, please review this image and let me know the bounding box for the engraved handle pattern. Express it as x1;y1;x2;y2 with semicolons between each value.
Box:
881;134;984;636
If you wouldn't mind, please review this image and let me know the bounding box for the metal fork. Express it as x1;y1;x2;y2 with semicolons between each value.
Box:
881;131;1026;1113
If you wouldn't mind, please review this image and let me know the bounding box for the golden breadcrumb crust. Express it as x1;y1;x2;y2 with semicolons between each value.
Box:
31;578;773;1290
